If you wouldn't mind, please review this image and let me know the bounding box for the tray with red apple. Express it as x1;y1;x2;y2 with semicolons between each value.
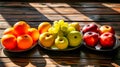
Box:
38;20;83;51
82;23;120;51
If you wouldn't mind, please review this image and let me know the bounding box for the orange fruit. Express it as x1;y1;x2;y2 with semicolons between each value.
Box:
38;22;51;34
1;34;17;50
17;34;33;50
28;28;39;43
3;27;18;37
13;21;30;35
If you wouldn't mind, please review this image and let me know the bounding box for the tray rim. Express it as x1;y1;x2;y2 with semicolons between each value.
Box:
83;35;120;51
2;42;37;52
38;38;83;51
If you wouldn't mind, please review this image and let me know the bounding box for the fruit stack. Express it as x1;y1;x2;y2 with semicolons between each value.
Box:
38;20;82;50
82;23;116;49
1;21;39;51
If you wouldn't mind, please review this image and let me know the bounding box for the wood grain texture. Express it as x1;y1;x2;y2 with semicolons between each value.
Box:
0;2;120;67
0;57;119;67
0;3;120;22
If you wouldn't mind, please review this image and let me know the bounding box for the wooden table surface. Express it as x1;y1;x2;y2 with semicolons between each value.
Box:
0;2;120;67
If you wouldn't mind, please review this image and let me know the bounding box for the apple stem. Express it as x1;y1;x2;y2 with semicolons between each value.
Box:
106;26;109;28
47;35;50;37
60;39;63;41
24;36;28;38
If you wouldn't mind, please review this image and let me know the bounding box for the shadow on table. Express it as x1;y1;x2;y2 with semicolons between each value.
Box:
0;50;5;67
2;46;46;67
0;2;51;28
38;44;120;66
67;3;120;22
37;44;82;66
80;45;120;66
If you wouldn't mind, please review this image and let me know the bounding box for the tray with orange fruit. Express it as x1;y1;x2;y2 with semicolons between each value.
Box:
81;23;120;51
38;20;83;51
1;21;39;52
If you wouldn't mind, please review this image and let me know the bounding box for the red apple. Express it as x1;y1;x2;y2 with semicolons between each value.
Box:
99;32;115;48
99;25;115;34
83;32;99;47
82;23;98;34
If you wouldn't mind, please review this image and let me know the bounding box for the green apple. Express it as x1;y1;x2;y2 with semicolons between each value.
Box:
39;32;56;47
69;22;81;31
67;31;82;47
55;36;68;49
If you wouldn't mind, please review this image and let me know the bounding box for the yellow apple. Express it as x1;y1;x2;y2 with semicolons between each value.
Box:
69;22;81;31
39;32;56;47
55;36;68;49
38;22;51;34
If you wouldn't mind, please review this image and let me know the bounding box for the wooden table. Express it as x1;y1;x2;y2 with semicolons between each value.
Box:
0;2;120;67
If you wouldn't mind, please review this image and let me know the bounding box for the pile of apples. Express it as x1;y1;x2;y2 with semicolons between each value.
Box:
1;21;39;51
82;23;116;48
38;20;82;50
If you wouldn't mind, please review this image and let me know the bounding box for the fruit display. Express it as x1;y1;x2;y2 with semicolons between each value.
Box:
82;23;118;51
39;20;82;50
1;19;119;52
1;21;39;52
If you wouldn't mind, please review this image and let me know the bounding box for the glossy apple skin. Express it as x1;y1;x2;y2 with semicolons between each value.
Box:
38;22;51;34
67;31;82;47
82;23;98;34
83;32;99;47
39;32;55;47
55;36;68;49
100;32;115;48
99;25;115;34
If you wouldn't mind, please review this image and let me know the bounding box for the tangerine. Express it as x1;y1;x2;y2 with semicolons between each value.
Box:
17;34;33;50
1;34;17;50
3;27;18;37
13;21;30;35
28;28;39;43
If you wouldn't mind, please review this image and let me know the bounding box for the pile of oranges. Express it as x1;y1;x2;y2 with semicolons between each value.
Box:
1;21;39;50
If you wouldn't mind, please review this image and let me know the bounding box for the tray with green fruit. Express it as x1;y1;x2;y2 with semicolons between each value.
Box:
38;20;83;51
82;23;120;51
